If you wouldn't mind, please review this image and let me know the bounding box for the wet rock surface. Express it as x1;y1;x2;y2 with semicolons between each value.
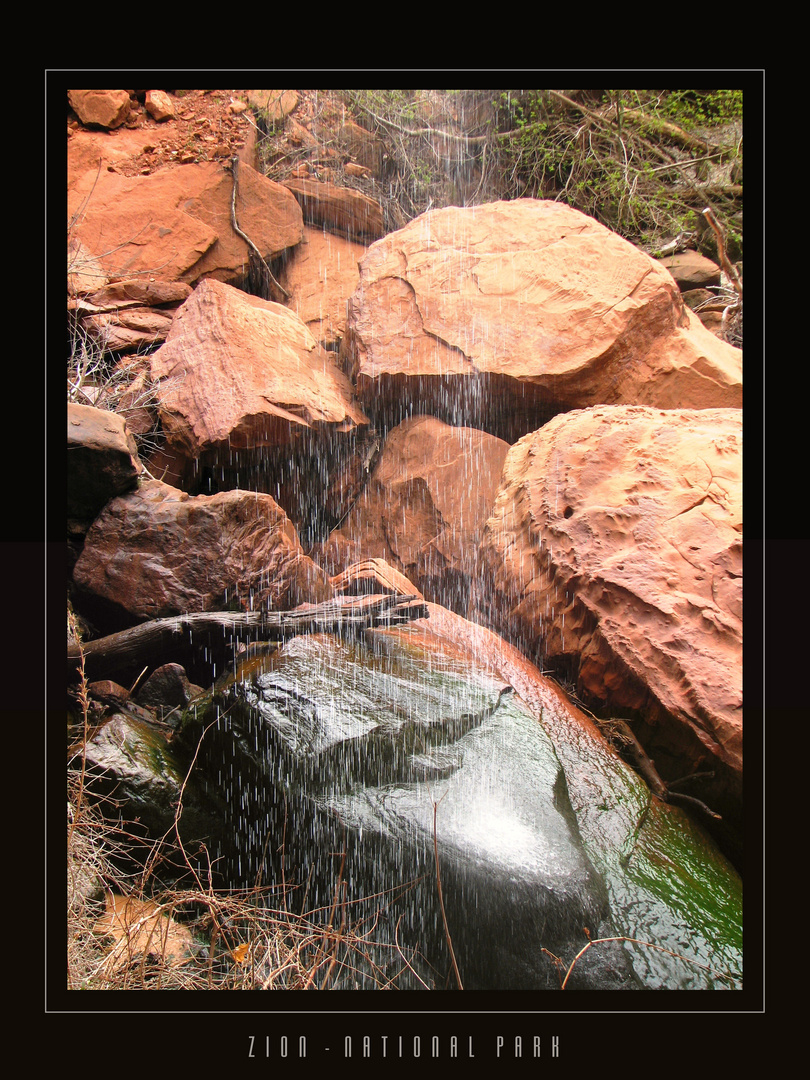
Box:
176;606;741;990
80;707;227;850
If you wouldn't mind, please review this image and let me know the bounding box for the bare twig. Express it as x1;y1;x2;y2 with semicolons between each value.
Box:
545;928;741;990
702;207;743;298
229;156;289;301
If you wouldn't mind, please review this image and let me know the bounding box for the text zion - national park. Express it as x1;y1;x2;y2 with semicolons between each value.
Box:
247;1033;561;1059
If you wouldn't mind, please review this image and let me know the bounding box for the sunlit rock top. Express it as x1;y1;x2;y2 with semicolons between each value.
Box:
344;199;742;441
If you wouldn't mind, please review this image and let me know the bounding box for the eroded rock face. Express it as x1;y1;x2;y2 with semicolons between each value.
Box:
67;160;303;287
344;200;742;441
315;415;510;613
72;478;333;627
470;404;743;855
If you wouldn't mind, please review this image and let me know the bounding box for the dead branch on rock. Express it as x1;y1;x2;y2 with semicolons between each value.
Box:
67;593;429;683
228;156;289;302
600;718;668;799
700;207;742;346
542;927;741;990
600;718;721;821
344;100;489;147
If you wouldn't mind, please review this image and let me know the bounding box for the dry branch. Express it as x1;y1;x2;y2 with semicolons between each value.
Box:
67;594;428;683
702;207;743;297
603;718;721;821
619;107;710;155
229;156;289;301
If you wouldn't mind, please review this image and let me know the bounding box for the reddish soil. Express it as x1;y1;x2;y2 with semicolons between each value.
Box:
66;89;342;180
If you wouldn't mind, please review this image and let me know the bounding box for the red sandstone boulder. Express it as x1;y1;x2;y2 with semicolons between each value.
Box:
282;178;385;241
144;90;176;122
658;249;722;290
68;90;131;130
147;280;369;508
280;225;368;349
67;160;303;287
83;280;194;308
470;404;742;839
69;280;195;355
344;200;742;442
78;306;176;353
245;90;299;122
315;415;510;613
72;478;334;623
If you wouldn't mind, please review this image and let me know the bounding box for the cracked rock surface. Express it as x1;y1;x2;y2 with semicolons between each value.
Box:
344;200;742;442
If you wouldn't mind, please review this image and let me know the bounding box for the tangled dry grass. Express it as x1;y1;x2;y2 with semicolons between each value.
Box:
66;612;434;991
67;761;434;991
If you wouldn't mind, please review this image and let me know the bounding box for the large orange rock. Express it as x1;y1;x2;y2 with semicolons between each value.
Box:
344;200;742;441
72;478;333;625
315;415;510;613
147;279;370;538
67;160;303;286
470;404;743;851
149;279;368;461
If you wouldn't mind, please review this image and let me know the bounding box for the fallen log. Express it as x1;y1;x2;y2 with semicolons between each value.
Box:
68;593;428;684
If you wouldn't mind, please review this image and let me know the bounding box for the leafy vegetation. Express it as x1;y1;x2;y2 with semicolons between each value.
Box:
329;89;743;260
